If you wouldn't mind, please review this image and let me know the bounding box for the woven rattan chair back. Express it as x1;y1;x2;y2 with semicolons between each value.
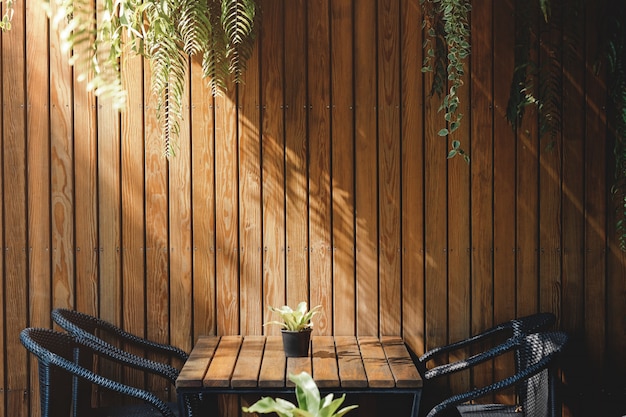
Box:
20;328;179;417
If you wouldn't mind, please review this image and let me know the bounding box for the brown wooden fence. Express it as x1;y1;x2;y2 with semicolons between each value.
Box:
1;0;624;416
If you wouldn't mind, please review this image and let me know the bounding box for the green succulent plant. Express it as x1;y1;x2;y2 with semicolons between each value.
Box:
265;302;321;332
242;372;358;417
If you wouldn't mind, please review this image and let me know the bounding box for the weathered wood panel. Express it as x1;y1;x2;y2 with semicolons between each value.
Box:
0;1;623;416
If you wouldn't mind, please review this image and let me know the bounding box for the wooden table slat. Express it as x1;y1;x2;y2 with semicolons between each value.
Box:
335;336;367;388
381;336;423;388
204;336;243;387
311;336;339;388
258;336;287;387
358;336;395;388
286;356;312;387
231;336;266;387
175;336;220;388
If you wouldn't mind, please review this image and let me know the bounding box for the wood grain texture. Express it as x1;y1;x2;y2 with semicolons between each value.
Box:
0;2;619;415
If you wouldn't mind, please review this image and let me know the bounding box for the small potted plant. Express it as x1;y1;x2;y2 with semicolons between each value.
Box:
265;302;321;357
242;371;358;417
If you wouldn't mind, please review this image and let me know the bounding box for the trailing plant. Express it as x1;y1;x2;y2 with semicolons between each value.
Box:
421;0;472;162
242;372;358;417
603;2;626;250
0;0;258;157
0;0;13;31
265;302;321;332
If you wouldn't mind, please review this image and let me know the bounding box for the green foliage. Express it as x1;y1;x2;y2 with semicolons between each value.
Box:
0;0;14;31
4;0;258;157
265;302;321;332
242;372;358;417
421;0;471;160
604;3;626;250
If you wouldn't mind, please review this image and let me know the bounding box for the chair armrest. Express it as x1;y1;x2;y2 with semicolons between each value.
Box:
424;336;518;380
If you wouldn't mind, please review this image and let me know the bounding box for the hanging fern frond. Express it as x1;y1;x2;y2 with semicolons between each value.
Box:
2;0;260;157
221;0;257;82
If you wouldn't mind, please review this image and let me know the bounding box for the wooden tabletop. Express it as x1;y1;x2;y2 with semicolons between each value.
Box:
176;335;422;391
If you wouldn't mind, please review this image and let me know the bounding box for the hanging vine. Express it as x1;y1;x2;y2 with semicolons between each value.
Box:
421;0;472;162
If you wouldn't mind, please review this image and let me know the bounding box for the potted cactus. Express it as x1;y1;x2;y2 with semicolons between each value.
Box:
265;302;321;357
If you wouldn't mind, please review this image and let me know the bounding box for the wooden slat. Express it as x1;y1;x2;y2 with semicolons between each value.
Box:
312;336;339;388
492;0;518;393
26;1;52;414
284;0;310;308
260;0;286;333
307;0;333;336
401;0;426;357
518;2;541;317
469;0;494;396
381;337;422;388
259;336;287;388
377;0;402;337
238;38;263;336
190;46;217;339
354;0;380;337
583;0;607;371
330;0;356;335
3;2;28;416
335;336;367;388
169;58;193;354
358;337;394;388
286;356;313;387
231;336;266;387
176;336;220;388
215;77;240;336
204;336;243;387
143;51;171;395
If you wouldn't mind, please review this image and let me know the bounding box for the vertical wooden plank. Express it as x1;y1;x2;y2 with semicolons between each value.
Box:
308;0;332;335
144;61;171;393
284;0;309;306
492;0;517;401
583;0;607;373
26;3;52;415
284;0;309;309
517;1;541;318
401;0;425;355
561;0;585;339
469;0;493;395
169;63;193;354
50;0;75;312
537;4;561;320
423;31;448;360
0;23;4;411
331;0;356;335
190;52;217;338
260;0;286;335
73;7;98;317
377;0;401;336
95;0;122;334
239;41;263;335
354;0;379;336
120;50;146;391
215;76;240;336
2;1;28;415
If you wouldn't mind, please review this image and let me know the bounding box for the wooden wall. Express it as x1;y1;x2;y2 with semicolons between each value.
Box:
0;0;624;416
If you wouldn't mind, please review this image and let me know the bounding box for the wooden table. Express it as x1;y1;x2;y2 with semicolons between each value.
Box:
176;335;422;417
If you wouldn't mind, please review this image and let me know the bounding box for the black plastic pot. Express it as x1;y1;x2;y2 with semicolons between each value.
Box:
281;328;312;357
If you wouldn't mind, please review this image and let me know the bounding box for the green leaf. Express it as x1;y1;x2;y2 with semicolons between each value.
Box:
438;128;449;136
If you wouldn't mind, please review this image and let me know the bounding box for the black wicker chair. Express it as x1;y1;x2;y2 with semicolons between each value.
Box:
423;331;569;417
417;313;556;376
20;327;181;417
52;308;188;383
417;313;556;416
